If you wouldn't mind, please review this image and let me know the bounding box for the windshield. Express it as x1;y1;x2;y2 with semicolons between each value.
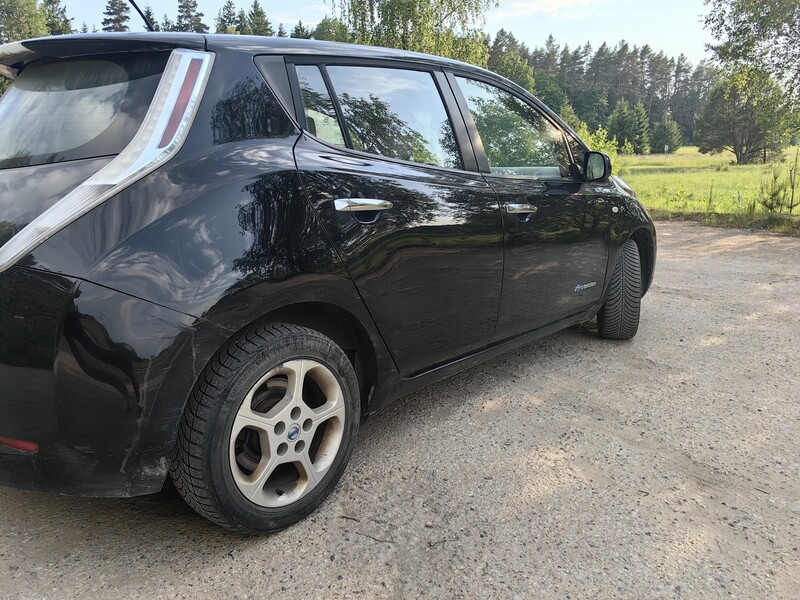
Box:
0;53;168;170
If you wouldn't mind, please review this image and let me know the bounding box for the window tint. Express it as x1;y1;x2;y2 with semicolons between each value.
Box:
295;65;346;147
0;54;168;170
456;76;570;178
326;66;461;169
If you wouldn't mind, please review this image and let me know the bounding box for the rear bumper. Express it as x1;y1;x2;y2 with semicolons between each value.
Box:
0;267;199;496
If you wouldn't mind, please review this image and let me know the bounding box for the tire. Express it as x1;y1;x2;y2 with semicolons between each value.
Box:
170;323;360;533
597;239;642;340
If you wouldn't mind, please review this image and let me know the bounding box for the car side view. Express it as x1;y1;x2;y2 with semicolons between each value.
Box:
0;33;655;533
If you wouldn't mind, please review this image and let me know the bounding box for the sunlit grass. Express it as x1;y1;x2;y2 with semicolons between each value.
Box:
622;146;800;218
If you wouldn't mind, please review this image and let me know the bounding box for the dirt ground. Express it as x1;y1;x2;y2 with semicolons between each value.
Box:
1;221;798;599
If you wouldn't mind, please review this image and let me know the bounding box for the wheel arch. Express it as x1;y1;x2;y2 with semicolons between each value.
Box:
234;301;379;417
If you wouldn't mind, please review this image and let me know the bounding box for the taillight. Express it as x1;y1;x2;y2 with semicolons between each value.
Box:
158;58;203;149
0;49;215;274
0;436;39;453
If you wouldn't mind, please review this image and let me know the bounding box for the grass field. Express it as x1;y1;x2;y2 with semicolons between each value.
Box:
621;146;800;234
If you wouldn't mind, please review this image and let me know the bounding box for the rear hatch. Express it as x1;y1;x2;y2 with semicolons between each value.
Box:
0;34;212;267
0;53;168;248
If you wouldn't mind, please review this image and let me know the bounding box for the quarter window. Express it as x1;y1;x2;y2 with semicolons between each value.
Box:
295;65;346;147
325;66;461;169
456;76;571;178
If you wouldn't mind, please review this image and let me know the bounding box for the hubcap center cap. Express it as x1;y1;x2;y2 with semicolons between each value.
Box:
287;424;301;441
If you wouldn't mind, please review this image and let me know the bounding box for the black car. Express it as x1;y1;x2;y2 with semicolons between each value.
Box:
0;33;656;533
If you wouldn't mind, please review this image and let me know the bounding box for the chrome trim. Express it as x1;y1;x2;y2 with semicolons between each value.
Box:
334;198;393;212
506;204;538;214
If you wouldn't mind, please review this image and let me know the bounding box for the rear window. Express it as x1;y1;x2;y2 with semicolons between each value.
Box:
0;53;168;170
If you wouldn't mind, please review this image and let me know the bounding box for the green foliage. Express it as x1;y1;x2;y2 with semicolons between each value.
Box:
492;52;534;94
757;150;800;214
142;6;159;31
705;0;800;99
534;72;568;114
101;0;130;32
632;101;650;154
215;0;237;33
235;9;250;35
248;0;272;36
607;98;637;151
559;102;582;132
651;113;683;154
0;0;48;43
624;146;800;226
696;66;795;164
312;16;349;42
42;0;72;35
571;84;609;131
161;13;175;31
277;23;287;38
291;20;313;39
576;122;621;174
787;150;800;214
176;0;207;33
331;0;494;66
759;167;788;213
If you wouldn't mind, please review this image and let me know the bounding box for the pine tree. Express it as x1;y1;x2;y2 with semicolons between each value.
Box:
142;6;160;31
176;0;207;33
248;0;273;36
161;14;175;31
79;21;88;33
236;9;251;35
42;0;72;35
607;98;638;151
291;20;312;39
101;0;130;32
632;101;651;154
559;102;583;132
651;113;683;154
0;0;48;44
277;23;287;37
493;52;535;94
215;0;237;33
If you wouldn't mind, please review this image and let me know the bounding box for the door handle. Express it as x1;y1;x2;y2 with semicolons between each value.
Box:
506;204;538;214
334;198;393;212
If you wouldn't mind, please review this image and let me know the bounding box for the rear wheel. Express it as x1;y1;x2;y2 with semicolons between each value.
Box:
597;239;642;340
171;324;360;533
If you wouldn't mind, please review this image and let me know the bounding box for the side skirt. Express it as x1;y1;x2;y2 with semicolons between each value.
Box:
367;301;604;414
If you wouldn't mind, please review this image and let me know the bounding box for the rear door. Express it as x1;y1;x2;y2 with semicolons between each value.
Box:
291;61;503;377
449;74;611;340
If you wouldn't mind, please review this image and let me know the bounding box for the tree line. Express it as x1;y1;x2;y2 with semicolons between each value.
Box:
1;0;797;164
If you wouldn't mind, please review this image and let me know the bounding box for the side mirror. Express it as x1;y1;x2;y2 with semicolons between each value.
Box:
584;151;612;182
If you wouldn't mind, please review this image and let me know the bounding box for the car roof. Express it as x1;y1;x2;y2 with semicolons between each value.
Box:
1;32;489;78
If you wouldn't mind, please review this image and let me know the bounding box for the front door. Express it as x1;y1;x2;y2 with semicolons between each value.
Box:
291;63;504;376
451;75;610;340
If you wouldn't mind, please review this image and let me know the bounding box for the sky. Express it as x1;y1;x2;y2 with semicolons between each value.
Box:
68;0;715;65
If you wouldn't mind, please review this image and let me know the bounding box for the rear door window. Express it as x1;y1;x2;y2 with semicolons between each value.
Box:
0;53;168;170
323;65;462;169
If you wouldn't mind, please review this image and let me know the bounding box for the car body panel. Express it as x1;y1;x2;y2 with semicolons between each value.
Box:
294;134;504;376
0;33;656;497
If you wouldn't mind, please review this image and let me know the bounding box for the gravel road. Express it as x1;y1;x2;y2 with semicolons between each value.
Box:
2;221;799;599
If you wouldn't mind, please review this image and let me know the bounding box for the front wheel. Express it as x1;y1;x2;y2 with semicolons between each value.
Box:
597;239;642;340
170;324;360;533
